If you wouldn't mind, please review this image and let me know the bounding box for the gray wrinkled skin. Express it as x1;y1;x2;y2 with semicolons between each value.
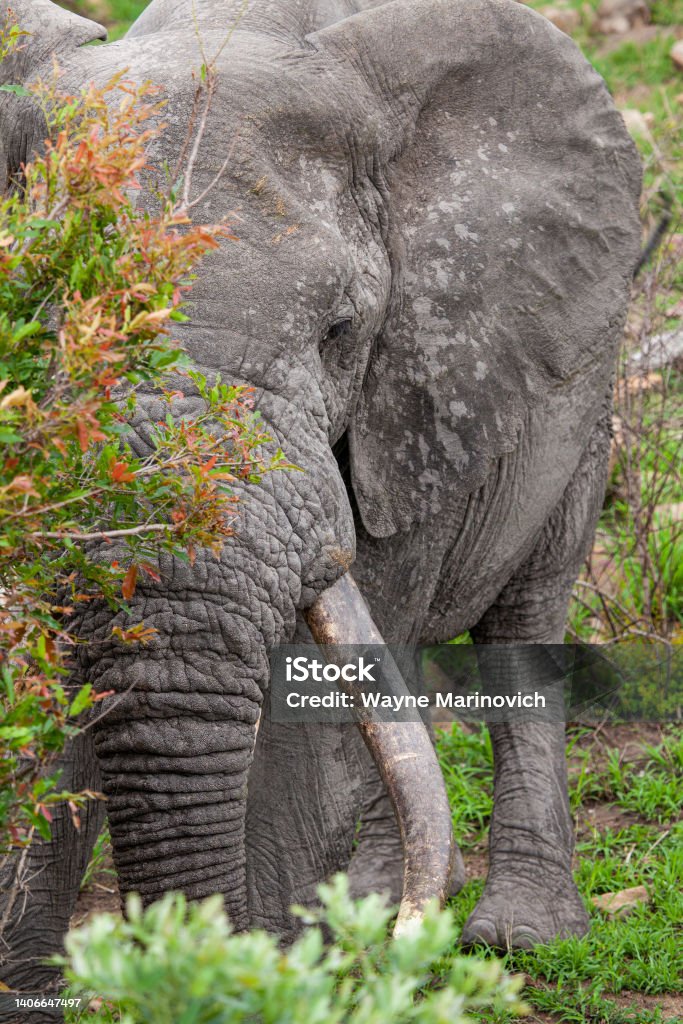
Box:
0;0;641;1011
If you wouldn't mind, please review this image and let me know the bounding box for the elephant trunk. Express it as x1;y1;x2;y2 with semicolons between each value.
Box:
77;384;355;930
305;573;455;935
84;533;273;929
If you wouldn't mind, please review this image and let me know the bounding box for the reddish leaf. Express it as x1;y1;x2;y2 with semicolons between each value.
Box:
140;562;161;583
6;475;39;495
121;563;138;600
110;460;135;483
76;420;89;453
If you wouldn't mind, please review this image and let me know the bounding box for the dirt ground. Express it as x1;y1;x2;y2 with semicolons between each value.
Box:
525;992;683;1024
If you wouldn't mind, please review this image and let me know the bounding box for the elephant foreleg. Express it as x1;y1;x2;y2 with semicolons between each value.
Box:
460;651;588;948
347;752;405;905
347;746;465;905
462;414;612;947
0;725;105;1022
246;696;367;937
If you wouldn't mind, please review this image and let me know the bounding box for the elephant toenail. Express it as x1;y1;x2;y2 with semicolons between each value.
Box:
509;925;542;949
461;917;498;947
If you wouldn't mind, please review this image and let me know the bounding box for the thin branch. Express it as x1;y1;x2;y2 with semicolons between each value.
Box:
185;133;240;212
28;523;176;541
179;75;216;211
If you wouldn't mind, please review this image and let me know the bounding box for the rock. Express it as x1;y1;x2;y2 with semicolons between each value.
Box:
598;14;631;33
619;108;653;140
671;40;683;71
539;5;581;33
595;0;650;32
592;885;650;918
622;371;663;396
629;329;683;372
597;0;649;21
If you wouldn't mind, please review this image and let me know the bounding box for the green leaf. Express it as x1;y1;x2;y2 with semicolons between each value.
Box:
12;320;42;342
68;685;93;718
0;84;29;96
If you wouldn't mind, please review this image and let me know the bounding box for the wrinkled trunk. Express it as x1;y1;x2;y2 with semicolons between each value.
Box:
74;381;354;928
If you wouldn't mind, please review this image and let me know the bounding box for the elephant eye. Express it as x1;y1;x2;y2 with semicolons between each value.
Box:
320;318;352;352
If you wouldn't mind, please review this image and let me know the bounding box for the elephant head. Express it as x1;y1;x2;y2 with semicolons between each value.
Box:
0;0;640;940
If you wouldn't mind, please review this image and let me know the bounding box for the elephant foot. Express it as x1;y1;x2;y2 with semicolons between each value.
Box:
461;860;589;949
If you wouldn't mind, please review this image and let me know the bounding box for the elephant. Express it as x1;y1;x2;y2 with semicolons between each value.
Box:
0;0;641;1012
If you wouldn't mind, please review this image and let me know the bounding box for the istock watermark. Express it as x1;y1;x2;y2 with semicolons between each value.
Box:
285;655;380;684
268;643;682;724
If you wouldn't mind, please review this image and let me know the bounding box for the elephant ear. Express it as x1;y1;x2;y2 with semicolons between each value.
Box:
0;1;105;189
307;0;641;538
2;0;106;70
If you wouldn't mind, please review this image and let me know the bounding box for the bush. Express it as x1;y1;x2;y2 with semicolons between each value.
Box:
59;875;525;1024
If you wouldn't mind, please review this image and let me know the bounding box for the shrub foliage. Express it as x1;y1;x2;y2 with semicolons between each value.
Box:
60;876;526;1024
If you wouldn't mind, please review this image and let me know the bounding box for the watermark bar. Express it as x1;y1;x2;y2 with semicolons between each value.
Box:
269;643;682;724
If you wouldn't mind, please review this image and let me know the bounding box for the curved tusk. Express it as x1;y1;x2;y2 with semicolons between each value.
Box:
305;572;456;937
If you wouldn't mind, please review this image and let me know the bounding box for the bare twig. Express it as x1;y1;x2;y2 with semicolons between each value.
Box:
28;522;176;541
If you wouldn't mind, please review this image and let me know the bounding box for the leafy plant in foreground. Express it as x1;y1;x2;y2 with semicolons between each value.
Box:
59;875;526;1024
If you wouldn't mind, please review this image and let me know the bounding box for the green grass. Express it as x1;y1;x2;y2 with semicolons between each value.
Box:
591;35;680;92
55;1;148;39
435;724;683;1023
101;0;147;39
605;736;683;822
79;824;115;891
652;0;683;26
76;723;682;1023
601;509;683;627
436;724;493;847
105;0;147;20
